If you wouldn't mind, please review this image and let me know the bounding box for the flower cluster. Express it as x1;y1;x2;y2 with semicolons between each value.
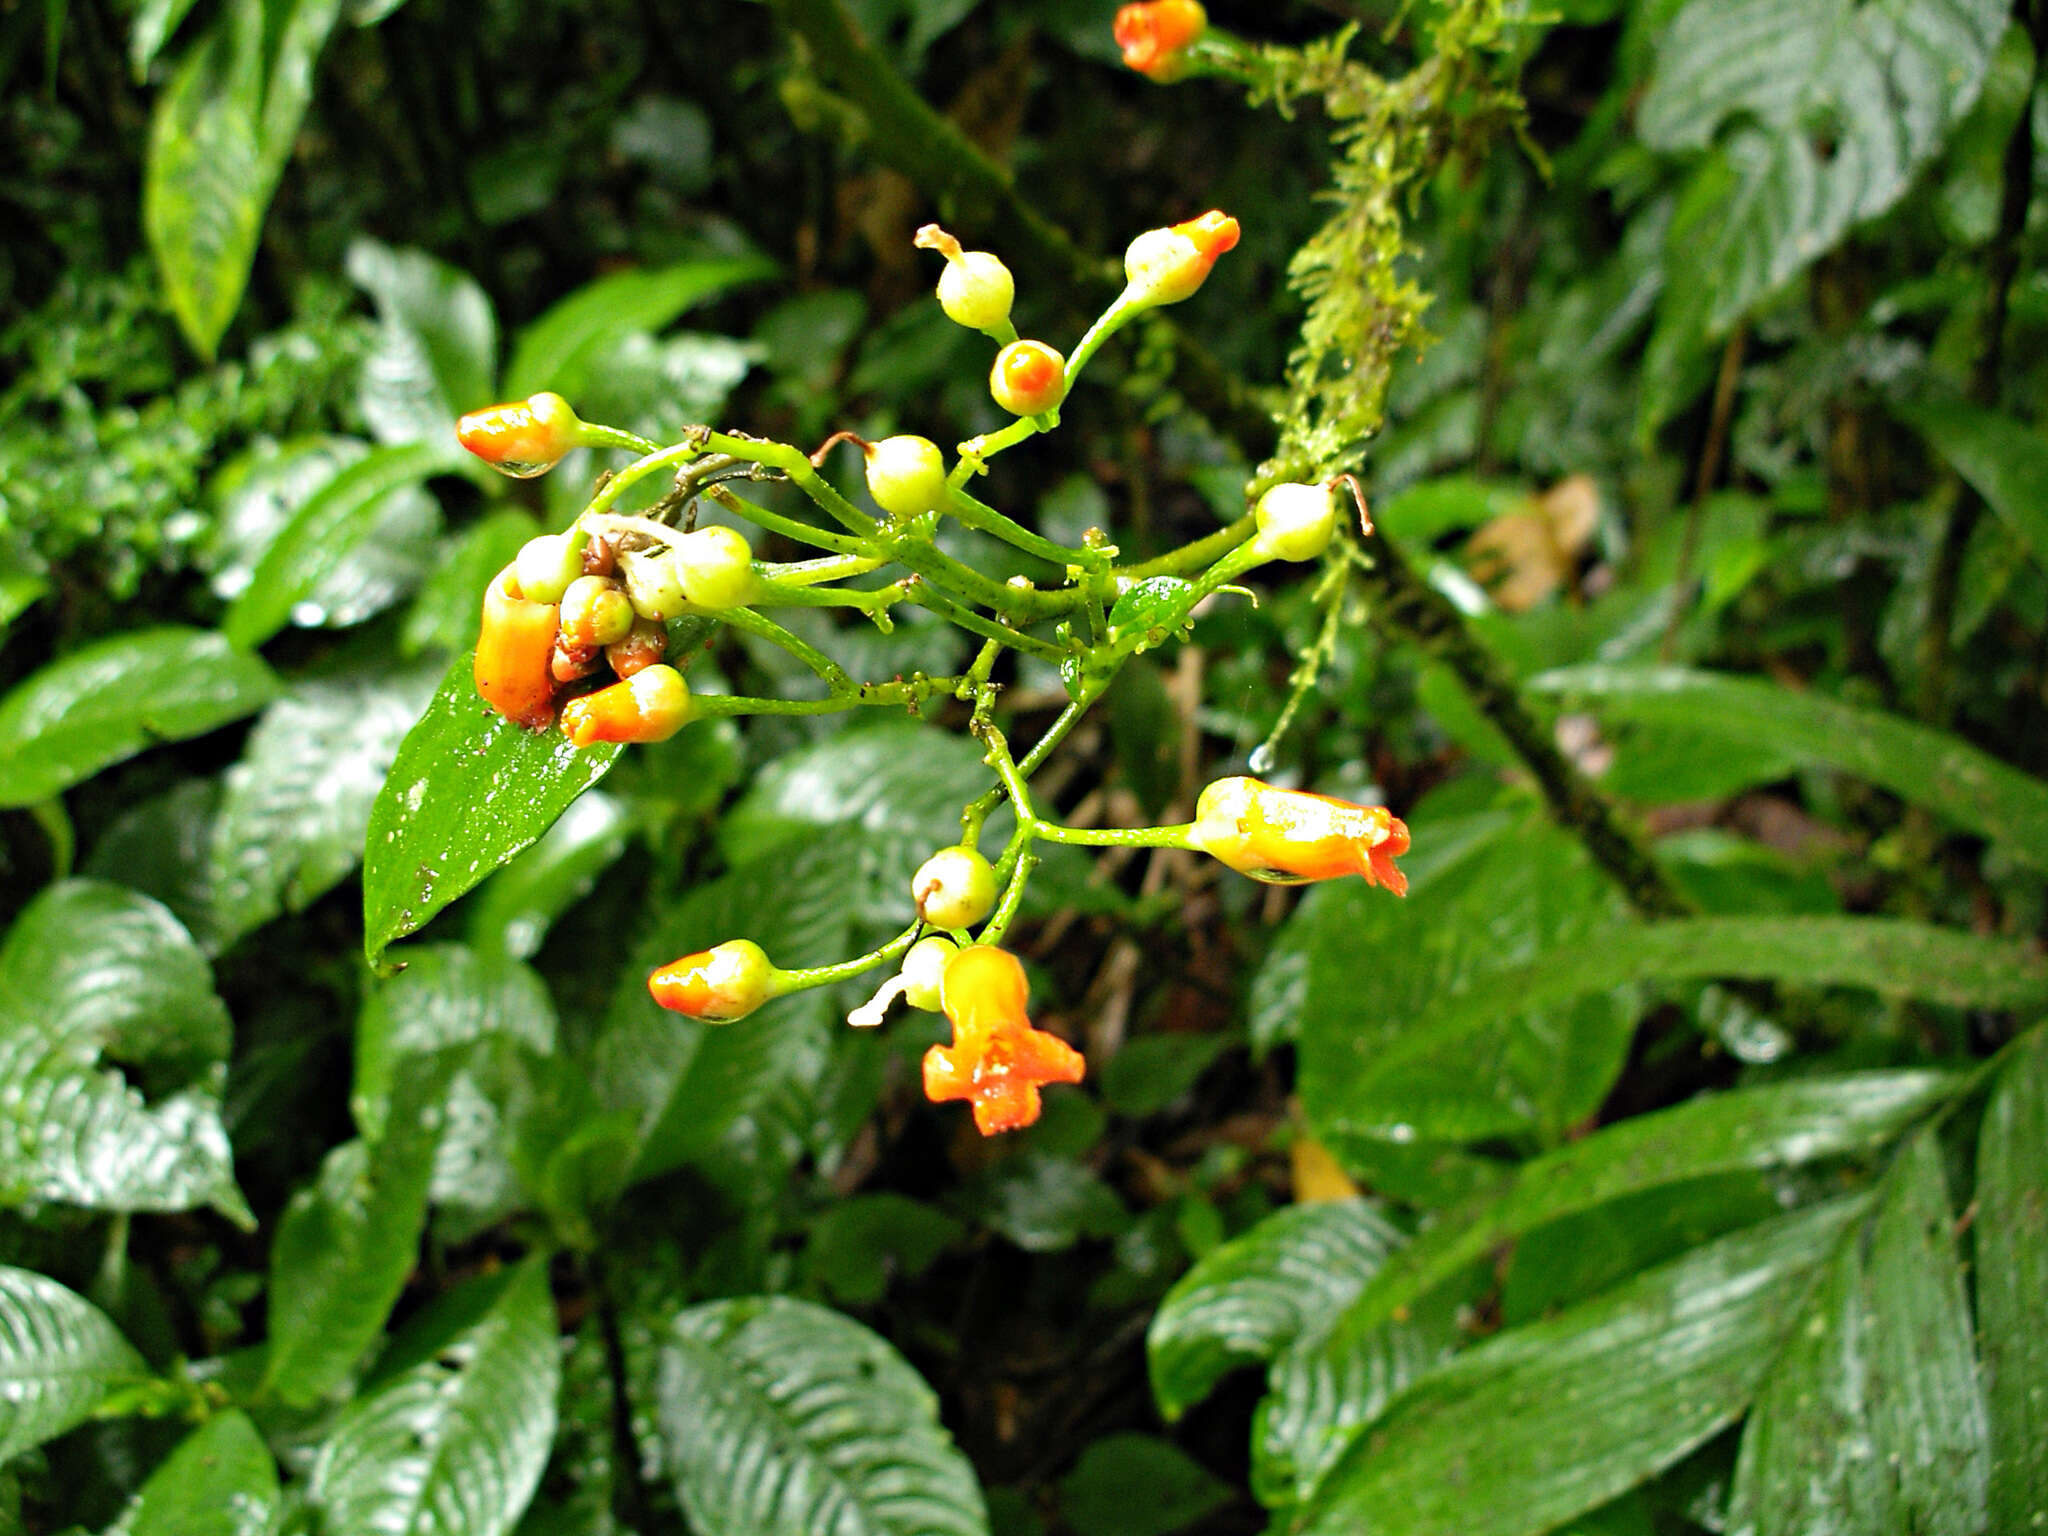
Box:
449;193;1408;1139
469;520;694;746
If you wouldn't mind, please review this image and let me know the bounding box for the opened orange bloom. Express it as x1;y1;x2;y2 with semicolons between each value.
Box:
1187;776;1410;895
923;946;1085;1136
1114;0;1206;81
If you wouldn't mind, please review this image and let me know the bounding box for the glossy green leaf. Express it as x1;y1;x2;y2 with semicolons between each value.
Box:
107;1411;278;1536
0;1266;148;1466
1728;1134;1987;1536
0;628;279;809
223;439;455;649
128;0;202;76
0;880;247;1221
593;839;856;1182
1977;1027;2048;1527
1295;813;1633;1144
646;1294;988;1536
1530;666;2048;867
83;781;225;954
1149;1199;1407;1420
805;1194;964;1307
307;1258;559;1536
260;1056;453;1405
1057;1433;1228;1536
1102;1033;1231;1118
1639;0;2006;329
1893;396;2048;567
503;255;778;402
206;436;441;629
208;669;439;947
971;1153;1126;1253
347;238;498;448
354;944;555;1219
1294;1199;1866;1536
1108;576;1196;650
467;791;632;961
1314;920;2042;1144
1299;1071;1954;1445
143;0;343;358
362;652;623;967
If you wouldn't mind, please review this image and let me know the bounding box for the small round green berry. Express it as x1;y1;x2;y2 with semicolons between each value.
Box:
676;526;756;610
561;575;635;650
865;435;949;519
515;533;585;605
899;935;957;1012
1252;481;1340;562
912;846;998;930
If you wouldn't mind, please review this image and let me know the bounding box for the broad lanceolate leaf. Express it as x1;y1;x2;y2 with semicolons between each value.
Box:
354;944;556;1220
223;439;455;649
1311;920;2043;1143
0;881;248;1221
260;1056;454;1405
1306;1072;1956;1383
1728;1134;1987;1536
502;256;778;402
1293;813;1635;1145
0;628;279;808
307;1258;560;1536
347;238;498;449
1639;0;2006;329
208;668;440;948
594;838;857;1183
466;791;632;961
143;0;344;358
107;1411;278;1536
205;436;441;631
1291;1199;1866;1536
1894;396;2048;569
0;1266;149;1466
1977;1026;2048;1527
362;652;623;967
647;1295;988;1536
1530;665;2048;867
1149;1199;1408;1420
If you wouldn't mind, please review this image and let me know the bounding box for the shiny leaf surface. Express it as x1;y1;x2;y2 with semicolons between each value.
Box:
1977;1027;2048;1528
106;1411;278;1536
0;1266;148;1466
0;628;279;809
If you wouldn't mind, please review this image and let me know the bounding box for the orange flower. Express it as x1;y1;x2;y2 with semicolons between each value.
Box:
1187;776;1410;894
474;565;561;729
559;664;691;748
455;392;583;478
1114;0;1207;81
648;939;780;1022
1122;210;1240;308
922;946;1085;1135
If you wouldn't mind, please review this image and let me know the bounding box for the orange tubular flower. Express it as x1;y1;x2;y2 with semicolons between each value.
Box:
1122;211;1239;309
475;566;561;729
455;392;583;478
559;664;691;748
648;939;780;1022
923;946;1085;1136
1114;0;1207;81
1187;776;1411;895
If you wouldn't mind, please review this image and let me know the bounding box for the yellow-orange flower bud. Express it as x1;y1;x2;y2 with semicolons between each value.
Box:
1122;211;1239;308
474;565;560;729
559;664;691;748
648;939;779;1022
1114;0;1207;82
455;392;583;478
1187;776;1410;893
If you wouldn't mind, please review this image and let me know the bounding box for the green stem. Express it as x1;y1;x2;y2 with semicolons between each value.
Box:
694;430;880;538
1065;289;1145;384
1125;514;1258;579
774;923;922;993
978;836;1038;949
950;416;1043;486
584;444;702;519
690;675;953;718
944;485;1105;572
1031;821;1195;848
705;485;866;555
764;553;885;587
906;582;1067;663
578;422;662;456
718;606;853;690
